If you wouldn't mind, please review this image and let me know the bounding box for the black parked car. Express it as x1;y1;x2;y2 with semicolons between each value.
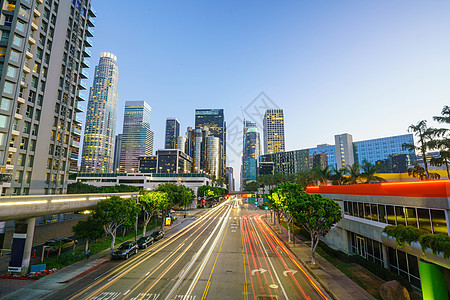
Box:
151;230;164;241
112;242;138;259
137;235;154;249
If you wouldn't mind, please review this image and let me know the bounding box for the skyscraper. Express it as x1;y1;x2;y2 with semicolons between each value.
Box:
164;117;180;149
0;0;95;195
112;134;122;172
119;101;153;172
263;109;285;155
81;53;119;174
241;121;261;187
195;109;226;179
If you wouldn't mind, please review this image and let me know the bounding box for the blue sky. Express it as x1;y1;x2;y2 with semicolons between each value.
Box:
83;1;450;185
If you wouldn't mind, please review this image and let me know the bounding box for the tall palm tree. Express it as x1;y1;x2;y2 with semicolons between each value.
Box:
360;160;386;183
294;169;315;188
330;166;346;185
312;166;331;186
407;163;427;180
430;105;450;178
343;163;361;184
402;120;434;179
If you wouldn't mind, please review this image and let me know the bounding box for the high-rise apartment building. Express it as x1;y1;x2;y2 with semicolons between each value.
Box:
241;121;260;187
119;101;153;172
206;136;220;178
177;135;187;153
81;52;118;174
195;109;226;179
263;109;285;155
164;117;180;149
0;0;95;195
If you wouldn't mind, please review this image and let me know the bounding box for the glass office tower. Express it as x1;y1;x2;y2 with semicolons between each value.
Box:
0;0;95;195
81;52;118;173
242;120;260;187
263;109;285;155
119;101;153;172
164;117;180;149
195;109;226;179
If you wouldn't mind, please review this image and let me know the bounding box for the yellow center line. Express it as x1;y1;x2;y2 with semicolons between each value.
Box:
201;216;231;300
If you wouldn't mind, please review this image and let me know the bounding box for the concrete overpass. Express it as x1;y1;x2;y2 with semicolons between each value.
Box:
0;192;139;222
1;192;138;274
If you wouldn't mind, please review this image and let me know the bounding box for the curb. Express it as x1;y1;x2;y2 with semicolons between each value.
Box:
0;276;37;281
263;219;339;300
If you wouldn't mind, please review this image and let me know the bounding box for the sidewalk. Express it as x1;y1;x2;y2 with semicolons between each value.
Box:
0;210;203;299
265;217;375;300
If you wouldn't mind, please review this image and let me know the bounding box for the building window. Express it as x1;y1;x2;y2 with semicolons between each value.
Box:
3;81;15;94
13;35;23;47
0;115;9;128
388;247;421;289
0;98;12;111
16;21;25;32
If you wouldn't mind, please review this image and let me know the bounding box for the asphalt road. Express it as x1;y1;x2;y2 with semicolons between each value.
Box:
52;198;329;300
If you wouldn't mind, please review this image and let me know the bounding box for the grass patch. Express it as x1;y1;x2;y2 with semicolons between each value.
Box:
44;220;161;270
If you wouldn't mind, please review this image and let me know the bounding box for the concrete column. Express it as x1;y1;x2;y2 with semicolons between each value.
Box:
418;260;449;300
8;218;36;275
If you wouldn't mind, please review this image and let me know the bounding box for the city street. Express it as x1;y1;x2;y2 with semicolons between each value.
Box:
49;198;328;300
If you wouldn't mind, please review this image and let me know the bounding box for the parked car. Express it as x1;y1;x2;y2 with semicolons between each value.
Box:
112;242;138;259
151;230;164;241
137;235;154;249
44;237;77;252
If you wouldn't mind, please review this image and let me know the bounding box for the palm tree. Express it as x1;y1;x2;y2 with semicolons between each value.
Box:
294;169;315;188
312;166;331;186
360;160;386;183
330;166;346;185
430;105;450;178
402;120;434;179
407;163;427;180
343;163;361;184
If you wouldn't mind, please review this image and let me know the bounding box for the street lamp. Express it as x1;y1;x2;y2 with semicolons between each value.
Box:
278;188;295;247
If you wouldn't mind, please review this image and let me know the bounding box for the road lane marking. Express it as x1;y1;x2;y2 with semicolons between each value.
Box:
123;290;131;296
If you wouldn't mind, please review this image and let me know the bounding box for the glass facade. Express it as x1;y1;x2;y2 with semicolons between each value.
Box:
388;247;421;289
242;121;261;187
343;200;448;235
119;101;153;172
81;53;119;173
263;109;285;155
164;117;180;149
195;109;226;179
354;134;415;171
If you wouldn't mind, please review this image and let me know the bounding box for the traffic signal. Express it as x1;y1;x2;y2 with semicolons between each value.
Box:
264;206;269;210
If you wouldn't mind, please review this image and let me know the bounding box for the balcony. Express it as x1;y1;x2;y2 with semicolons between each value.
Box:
70;140;80;148
72;127;82;136
70;153;78;160
86;26;94;37
82;48;91;57
87;17;95;27
84;37;93;47
74;115;83;124
75;102;85;113
78;80;87;90
77;92;87;101
81;59;90;68
88;6;97;18
79;69;89;79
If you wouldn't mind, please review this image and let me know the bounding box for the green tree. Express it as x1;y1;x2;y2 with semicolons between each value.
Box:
312;166;331;186
288;192;342;265
139;191;169;236
243;181;258;192
96;196;140;254
293;169;315;188
72;216;105;251
155;183;189;229
67;182;100;194
360;160;386;183
407;163;427;180
430;105;450;178
343;163;361;184
329;166;346;185
402;120;434;179
269;182;303;241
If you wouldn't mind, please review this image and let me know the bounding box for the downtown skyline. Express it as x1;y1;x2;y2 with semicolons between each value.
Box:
78;0;450;186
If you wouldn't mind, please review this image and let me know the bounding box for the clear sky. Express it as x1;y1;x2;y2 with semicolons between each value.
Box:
82;0;450;187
